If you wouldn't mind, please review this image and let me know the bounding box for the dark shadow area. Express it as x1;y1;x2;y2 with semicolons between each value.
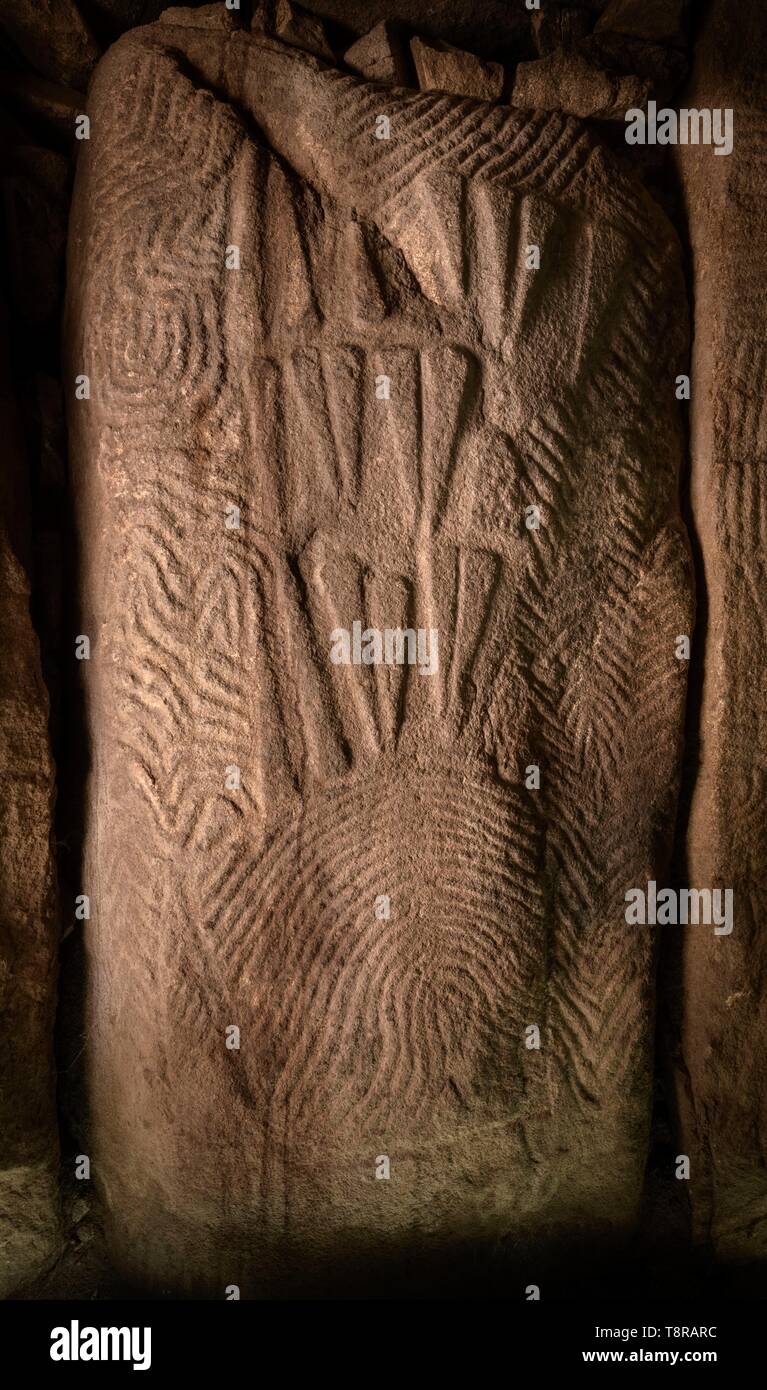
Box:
25;1224;767;1301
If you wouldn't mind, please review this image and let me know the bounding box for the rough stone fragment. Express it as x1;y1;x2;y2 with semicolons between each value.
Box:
266;0;529;65
674;0;767;1263
411;34;503;100
0;306;60;1296
0;0;99;90
596;0;688;49
159;4;243;29
66;22;691;1294
254;0;333;61
532;6;593;57
344;20;410;86
511;48;649;120
579;33;687;93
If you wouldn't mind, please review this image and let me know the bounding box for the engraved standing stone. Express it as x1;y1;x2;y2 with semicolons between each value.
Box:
65;13;691;1292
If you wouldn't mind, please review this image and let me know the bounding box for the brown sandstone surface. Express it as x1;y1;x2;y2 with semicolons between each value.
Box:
675;0;767;1264
410;35;504;101
64;13;692;1292
511;48;649;121
344;21;410;87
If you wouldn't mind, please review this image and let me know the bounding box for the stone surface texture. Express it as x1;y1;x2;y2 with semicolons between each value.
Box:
255;0;333;61
267;0;529;64
675;0;767;1264
344;21;410;87
0;310;60;1296
64;15;691;1293
532;6;593;58
511;48;649;121
410;34;503;100
596;0;688;49
0;0;100;91
579;33;687;95
159;3;243;30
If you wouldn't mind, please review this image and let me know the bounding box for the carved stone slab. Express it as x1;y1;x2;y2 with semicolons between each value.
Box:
65;18;692;1292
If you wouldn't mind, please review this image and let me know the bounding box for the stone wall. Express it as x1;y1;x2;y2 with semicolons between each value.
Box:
675;0;767;1267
